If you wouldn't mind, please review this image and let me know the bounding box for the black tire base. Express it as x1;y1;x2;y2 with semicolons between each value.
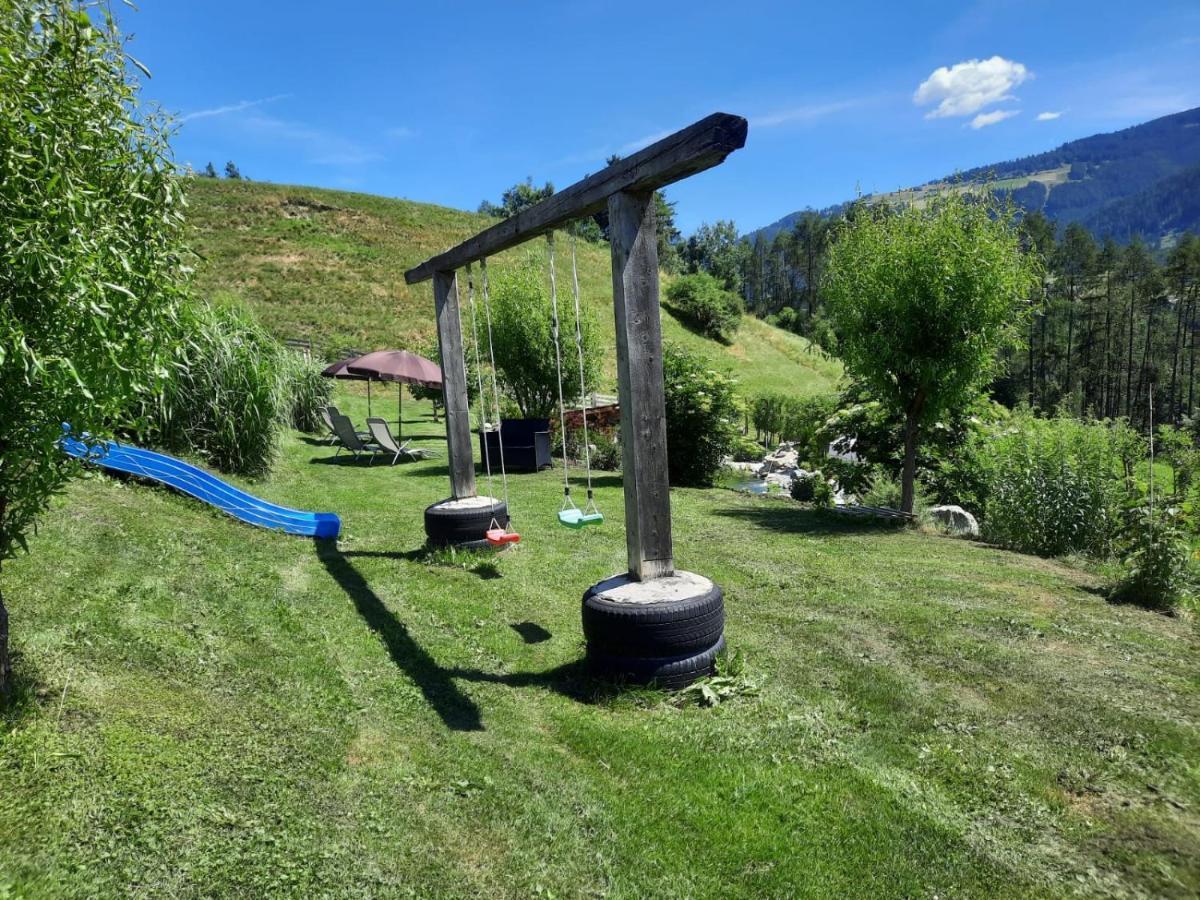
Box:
587;636;725;690
423;499;509;547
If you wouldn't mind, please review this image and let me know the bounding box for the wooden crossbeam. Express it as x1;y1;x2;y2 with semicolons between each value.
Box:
404;113;747;284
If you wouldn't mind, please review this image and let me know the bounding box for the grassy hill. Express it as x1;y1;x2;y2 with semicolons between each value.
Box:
2;392;1198;896
186;178;840;398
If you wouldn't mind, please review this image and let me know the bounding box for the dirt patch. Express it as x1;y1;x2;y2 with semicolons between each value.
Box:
279;196;338;218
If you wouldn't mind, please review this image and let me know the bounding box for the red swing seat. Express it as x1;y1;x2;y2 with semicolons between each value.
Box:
486;528;520;546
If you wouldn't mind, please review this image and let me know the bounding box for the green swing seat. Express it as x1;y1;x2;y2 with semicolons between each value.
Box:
558;506;604;528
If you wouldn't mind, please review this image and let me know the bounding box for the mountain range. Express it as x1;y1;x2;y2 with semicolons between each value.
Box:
754;106;1200;248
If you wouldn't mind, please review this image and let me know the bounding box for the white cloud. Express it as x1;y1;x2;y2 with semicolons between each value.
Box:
180;94;289;123
914;56;1030;118
385;126;416;140
750;100;859;128
1036;111;1062;121
971;109;1019;129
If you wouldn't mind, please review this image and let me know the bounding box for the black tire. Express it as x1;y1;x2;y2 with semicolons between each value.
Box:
582;582;724;656
588;637;725;690
423;500;508;546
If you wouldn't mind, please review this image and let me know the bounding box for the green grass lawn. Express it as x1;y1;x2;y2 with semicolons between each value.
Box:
2;390;1199;897
185;178;840;398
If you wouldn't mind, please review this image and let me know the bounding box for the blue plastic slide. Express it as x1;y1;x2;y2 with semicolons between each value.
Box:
61;432;341;539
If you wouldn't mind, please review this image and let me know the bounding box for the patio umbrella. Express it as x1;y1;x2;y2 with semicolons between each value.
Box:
345;350;443;438
321;355;378;418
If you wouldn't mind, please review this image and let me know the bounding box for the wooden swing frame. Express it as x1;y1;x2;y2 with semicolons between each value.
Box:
405;113;748;581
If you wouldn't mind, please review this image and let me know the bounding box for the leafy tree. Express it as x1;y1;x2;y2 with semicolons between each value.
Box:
664;272;742;342
203;161;218;178
682;220;747;293
0;1;189;694
486;258;599;419
478;177;553;218
224;160;242;180
823;193;1040;513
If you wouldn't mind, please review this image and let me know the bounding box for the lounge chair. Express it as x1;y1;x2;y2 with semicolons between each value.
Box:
332;414;383;462
366;417;437;465
327;404;369;440
319;406;338;444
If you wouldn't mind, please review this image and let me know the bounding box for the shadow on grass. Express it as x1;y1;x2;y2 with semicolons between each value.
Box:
0;652;46;726
315;538;485;731
315;540;597;729
713;503;909;536
308;454;432;468
342;547;502;580
511;621;552;644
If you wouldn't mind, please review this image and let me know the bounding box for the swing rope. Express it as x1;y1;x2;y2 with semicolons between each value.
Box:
569;233;600;517
465;264;497;505
479;259;514;532
547;234;575;513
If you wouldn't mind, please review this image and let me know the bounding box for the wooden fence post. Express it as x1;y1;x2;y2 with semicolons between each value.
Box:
433;269;476;499
609;190;674;581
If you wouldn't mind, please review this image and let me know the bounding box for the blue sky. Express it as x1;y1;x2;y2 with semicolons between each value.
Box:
120;0;1200;234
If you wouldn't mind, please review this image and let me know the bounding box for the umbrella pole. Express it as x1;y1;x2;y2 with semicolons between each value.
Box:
367;379;372;419
398;385;403;439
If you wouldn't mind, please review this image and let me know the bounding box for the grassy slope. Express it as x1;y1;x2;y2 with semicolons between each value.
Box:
2;391;1198;897
184;178;840;397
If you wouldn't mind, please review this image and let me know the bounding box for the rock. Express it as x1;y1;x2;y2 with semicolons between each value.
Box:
928;505;979;537
724;460;761;474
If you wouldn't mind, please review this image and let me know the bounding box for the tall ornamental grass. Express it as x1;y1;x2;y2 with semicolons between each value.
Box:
148;302;329;477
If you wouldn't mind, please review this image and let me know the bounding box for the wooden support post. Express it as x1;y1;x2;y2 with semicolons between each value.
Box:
433;270;476;499
609;190;674;581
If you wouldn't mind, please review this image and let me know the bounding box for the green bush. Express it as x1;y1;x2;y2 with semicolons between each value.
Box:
663;344;741;487
1111;507;1193;612
973;413;1127;557
147;302;313;477
731;434;764;462
860;469;926;512
590;428;621;471
487;260;599;418
665;273;743;343
791;470;831;506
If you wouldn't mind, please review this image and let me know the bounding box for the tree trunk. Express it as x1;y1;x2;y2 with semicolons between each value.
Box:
1028;311;1036;405
1185;300;1195;420
1065;279;1076;407
1126;288;1136;418
901;391;926;515
1171;292;1185;424
1102;306;1112;417
0;568;9;700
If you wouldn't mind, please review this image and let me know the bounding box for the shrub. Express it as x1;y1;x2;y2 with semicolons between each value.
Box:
662;344;741;487
1;1;190;692
487;260;599;418
1111;507;1193;611
860;469;926;512
974;413;1126;557
791;470;831;506
731;434;764;462
665;273;743;343
590;428;621;471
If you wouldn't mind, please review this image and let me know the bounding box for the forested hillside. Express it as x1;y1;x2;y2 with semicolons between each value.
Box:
757;106;1200;248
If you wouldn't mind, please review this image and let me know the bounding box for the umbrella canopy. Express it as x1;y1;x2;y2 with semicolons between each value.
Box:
346;350;442;389
320;357;371;380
